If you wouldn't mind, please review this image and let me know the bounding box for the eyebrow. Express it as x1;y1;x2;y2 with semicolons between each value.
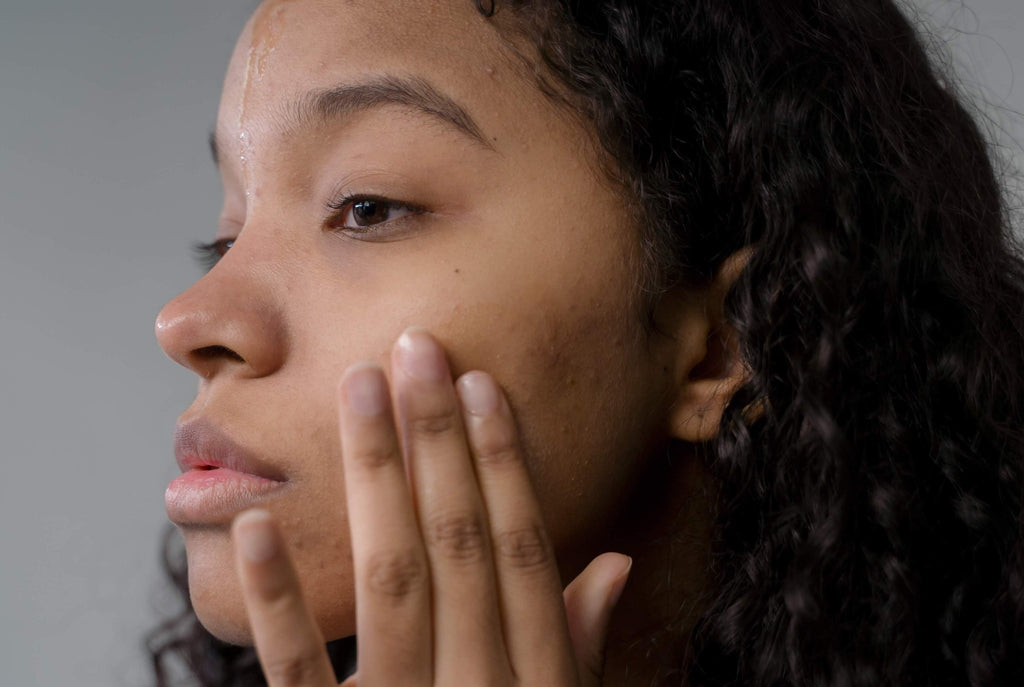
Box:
209;74;493;166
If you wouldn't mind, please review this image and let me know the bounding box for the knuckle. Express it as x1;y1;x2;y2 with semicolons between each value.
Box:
350;443;396;470
255;577;294;607
469;421;519;466
364;549;427;601
407;409;460;437
474;440;519;466
495;524;552;571
426;511;488;562
261;652;322;686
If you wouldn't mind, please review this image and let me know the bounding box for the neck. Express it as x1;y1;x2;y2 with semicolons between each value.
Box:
599;445;718;686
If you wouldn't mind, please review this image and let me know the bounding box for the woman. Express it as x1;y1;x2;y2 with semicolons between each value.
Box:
148;0;1024;685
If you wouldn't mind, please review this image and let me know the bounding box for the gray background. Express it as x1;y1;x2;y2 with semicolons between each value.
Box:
0;1;1021;685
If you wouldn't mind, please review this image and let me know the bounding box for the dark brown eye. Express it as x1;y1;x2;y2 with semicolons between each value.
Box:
328;195;420;233
350;199;389;227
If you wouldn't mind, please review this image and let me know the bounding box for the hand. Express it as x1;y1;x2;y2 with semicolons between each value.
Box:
230;328;633;686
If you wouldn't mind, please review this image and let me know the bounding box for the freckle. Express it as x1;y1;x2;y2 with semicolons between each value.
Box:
454;268;461;274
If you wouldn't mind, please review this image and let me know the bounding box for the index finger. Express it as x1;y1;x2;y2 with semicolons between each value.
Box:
233;509;338;687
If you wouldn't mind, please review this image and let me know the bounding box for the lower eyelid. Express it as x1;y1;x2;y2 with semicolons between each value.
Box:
331;211;431;243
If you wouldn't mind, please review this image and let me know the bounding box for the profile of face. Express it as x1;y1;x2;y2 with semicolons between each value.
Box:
155;0;735;646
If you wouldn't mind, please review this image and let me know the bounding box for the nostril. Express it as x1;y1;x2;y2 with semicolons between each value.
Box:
193;345;245;363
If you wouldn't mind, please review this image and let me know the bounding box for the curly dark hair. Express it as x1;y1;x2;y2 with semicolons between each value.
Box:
148;0;1024;684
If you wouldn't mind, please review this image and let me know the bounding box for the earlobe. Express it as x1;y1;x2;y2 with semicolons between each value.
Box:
657;247;755;443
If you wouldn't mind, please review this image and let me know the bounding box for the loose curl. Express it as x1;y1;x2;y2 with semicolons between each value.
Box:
149;1;1024;684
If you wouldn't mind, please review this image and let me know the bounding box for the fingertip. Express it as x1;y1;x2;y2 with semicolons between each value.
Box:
569;553;632;613
456;370;501;416
341;362;390;417
233;509;280;563
588;551;632;576
605;554;632;609
338;361;386;393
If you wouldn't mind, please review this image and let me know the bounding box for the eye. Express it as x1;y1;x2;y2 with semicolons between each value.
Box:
192;237;235;271
326;194;424;235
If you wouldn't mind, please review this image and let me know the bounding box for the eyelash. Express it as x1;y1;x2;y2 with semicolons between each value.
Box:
191;195;425;270
192;238;234;272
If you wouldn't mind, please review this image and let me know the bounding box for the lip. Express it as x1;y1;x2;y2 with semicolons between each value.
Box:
165;418;290;525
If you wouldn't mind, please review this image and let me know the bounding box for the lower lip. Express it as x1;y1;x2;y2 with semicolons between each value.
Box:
165;468;289;525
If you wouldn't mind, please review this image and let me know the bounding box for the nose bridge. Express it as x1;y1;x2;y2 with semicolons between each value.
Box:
155;250;288;380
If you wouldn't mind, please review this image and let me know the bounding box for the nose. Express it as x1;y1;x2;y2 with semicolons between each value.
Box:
155;254;288;380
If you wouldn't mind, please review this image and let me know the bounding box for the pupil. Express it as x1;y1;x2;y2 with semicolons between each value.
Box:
354;200;385;226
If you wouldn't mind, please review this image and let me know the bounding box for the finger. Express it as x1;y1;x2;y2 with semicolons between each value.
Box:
563;553;632;686
391;329;510;683
455;370;577;684
233;509;337;687
339;363;432;686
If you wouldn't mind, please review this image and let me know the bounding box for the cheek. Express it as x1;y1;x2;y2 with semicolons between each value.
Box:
241;235;658;630
420;279;660;560
497;309;656;552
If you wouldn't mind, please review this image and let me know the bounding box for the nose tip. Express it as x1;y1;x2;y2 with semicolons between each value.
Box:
155;306;218;376
154;269;287;380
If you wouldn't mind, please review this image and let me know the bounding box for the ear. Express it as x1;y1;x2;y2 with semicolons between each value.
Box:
656;247;756;443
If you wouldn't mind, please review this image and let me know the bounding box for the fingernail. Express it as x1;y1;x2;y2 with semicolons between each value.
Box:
396;328;448;382
234;510;280;563
607;556;633;609
344;363;388;416
457;372;500;416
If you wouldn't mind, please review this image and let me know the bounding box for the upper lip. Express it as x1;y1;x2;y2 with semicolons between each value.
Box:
174;418;287;482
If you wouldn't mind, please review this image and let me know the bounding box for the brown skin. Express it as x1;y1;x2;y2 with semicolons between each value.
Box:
155;0;748;683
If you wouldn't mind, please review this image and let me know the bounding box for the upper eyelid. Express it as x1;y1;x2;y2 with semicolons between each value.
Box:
326;192;423;212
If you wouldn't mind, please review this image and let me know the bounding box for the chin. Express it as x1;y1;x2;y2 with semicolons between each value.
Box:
183;528;358;646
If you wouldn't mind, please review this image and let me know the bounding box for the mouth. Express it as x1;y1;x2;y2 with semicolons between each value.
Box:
166;418;290;525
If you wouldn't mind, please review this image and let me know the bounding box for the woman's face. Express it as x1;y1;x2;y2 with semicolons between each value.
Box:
156;0;684;644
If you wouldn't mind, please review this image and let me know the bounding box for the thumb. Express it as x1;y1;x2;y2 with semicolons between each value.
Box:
562;552;633;686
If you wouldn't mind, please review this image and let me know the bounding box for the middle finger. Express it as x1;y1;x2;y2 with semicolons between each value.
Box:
392;328;511;683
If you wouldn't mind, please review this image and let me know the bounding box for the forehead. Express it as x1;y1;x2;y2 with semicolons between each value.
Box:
218;0;542;150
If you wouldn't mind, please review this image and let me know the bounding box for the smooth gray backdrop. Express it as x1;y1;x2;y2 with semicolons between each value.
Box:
1;1;1021;685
